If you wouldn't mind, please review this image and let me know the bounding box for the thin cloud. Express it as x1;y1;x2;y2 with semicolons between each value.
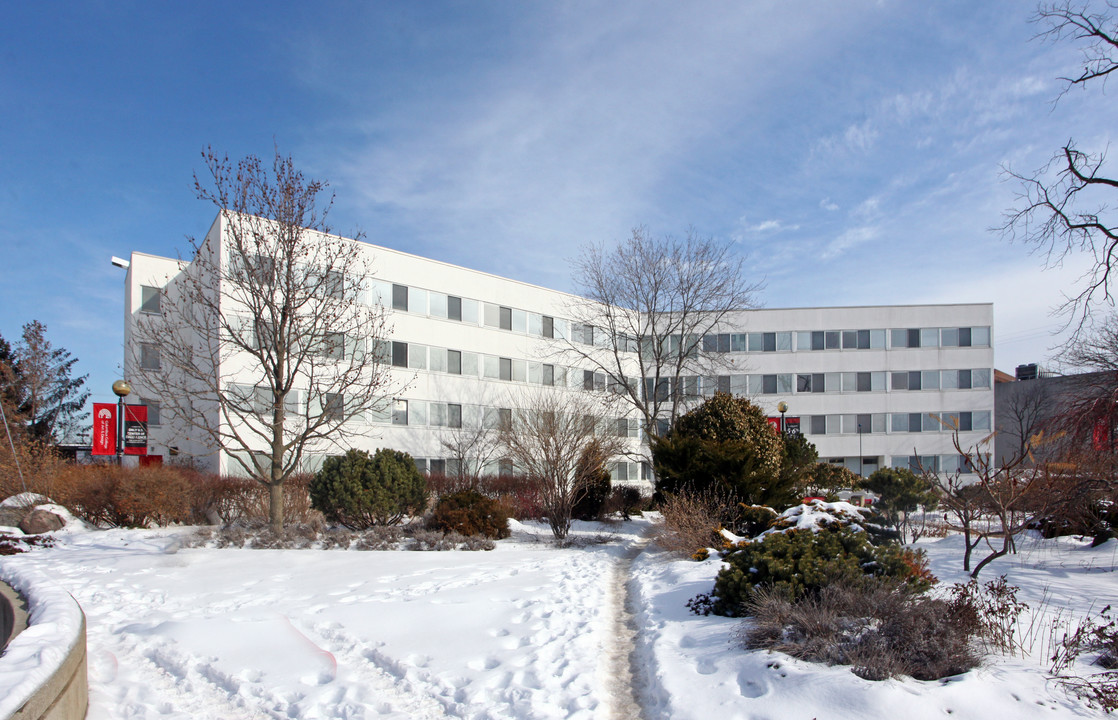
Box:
822;225;880;259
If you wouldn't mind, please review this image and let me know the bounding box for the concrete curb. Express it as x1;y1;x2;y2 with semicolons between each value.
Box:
0;580;29;653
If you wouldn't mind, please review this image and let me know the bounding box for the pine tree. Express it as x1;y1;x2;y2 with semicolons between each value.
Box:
2;322;90;443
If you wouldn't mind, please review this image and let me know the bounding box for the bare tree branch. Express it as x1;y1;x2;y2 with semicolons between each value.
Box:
131;147;402;530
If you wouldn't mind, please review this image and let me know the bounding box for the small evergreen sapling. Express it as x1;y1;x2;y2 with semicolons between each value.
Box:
309;448;428;529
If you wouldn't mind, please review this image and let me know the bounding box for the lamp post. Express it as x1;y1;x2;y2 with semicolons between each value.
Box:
777;401;788;435
112;380;131;465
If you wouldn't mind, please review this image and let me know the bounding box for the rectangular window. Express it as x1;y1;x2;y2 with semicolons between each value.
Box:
391;341;408;368
448;403;462;429
141;343;160;370
429;292;448;319
392;284;408;311
392;399;408;426
776;332;792;351
972;327;990;346
841;373;857;392
856;372;871;392
718;334;731;353
512;309;527;333
891;372;908;391
910;413;923;432
908;328;921;348
543;315;554;338
870;329;886;348
857;413;871;433
922;370;940;390
747;333;763;352
891;329;907;348
140;286;161;314
825;331;840;349
958;369;972;389
500;357;512;381
857;329;871;349
703;334;717;353
142;399;161;426
763;332;776;352
972;368;991;388
920;328;939;347
958;411;973;432
543;364;555;386
812;331;825;351
842;330;858;349
448;349;462;375
323;393;344;422
513;359;527;383
584;369;595;390
811;415;826;435
463;352;479;377
959;327;972;347
762;374;777;394
448;295;462;321
797;374;812;393
499;306;512;331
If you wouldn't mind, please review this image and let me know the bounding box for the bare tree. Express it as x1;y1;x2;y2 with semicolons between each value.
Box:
1066;312;1118;370
495;388;624;539
944;431;1051;578
568;226;761;439
132;148;399;531
438;424;502;486
999;379;1051;464
1002;2;1118;331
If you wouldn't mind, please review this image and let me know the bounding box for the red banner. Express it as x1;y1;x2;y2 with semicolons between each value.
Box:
123;404;148;456
91;403;116;455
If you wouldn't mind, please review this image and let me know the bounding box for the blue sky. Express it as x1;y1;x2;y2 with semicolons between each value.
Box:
2;1;1114;412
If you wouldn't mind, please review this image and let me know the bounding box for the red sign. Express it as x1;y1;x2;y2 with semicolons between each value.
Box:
123;404;148;456
91;403;116;456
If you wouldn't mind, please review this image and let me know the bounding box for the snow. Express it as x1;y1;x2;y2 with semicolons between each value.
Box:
0;562;86;719
0;513;1115;719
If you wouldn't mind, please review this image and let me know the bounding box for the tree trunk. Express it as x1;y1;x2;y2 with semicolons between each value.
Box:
269;481;284;533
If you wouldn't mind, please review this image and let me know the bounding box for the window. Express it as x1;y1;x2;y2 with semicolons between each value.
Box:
142;399;161;426
499;306;513;331
543;364;555;386
391;341;408;368
825;331;840;349
140;286;161;314
812;331;825;350
140;343;160;370
762;375;777;394
323;393;344;422
811;415;826;434
448;403;462;429
408;344;427;370
500;357;512;381
448;296;462;321
324;270;344;299
448;350;462;375
958;369;972;389
543;315;554;338
392;284;408;311
322;332;345;360
429;459;446;475
392;399;408;425
856;372;871;392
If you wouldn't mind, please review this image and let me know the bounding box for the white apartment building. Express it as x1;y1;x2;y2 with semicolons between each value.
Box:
122;213;995;488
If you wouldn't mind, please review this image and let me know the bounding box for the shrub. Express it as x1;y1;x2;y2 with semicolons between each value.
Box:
426;489;511;539
859;467;939;543
572;447;612;521
737;504;778;537
740;576;982;681
54;464;195;527
604;485;645;519
652;393;798;510
480;473;544;520
1051;605;1118;712
309;449;428;529
654;489;735;555
708;524;935;616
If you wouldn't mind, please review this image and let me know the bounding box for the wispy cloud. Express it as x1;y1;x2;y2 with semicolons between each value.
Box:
822;225;880;259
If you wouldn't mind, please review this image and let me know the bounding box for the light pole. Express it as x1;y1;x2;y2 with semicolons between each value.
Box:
777;401;788;435
112;379;131;465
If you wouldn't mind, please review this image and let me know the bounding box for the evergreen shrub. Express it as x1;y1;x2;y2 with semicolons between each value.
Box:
309;448;428;529
707;523;935;617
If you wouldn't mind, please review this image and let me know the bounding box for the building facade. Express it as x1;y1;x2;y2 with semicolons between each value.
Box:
123;214;995;488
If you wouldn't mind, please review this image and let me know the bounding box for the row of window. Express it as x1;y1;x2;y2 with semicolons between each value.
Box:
701;326;990;354
656;369;992;399
822;454;987;477
803;410;991;436
412;457;652;483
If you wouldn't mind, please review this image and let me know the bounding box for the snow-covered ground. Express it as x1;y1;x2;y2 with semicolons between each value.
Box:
1;514;1115;719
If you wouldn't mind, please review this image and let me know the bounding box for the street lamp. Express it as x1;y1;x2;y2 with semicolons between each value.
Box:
777;401;788;435
112;379;131;465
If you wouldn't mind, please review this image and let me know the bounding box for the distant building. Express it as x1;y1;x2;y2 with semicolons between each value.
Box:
121;213;996;487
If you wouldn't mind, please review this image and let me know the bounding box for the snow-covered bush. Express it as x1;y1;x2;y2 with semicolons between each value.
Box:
699;502;934;617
